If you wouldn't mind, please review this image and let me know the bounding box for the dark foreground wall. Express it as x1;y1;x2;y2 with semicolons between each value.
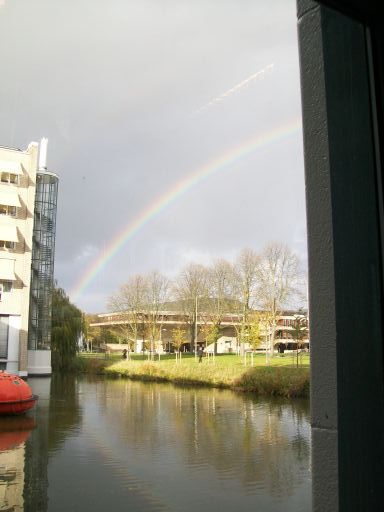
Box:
297;1;384;510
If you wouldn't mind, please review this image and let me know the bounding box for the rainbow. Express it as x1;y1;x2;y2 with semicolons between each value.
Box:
70;117;302;301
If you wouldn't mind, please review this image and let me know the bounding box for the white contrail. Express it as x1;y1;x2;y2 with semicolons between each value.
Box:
195;63;274;115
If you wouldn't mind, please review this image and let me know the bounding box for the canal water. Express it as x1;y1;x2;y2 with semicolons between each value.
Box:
0;375;311;511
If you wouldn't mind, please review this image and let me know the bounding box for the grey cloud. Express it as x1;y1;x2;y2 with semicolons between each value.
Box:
0;0;305;311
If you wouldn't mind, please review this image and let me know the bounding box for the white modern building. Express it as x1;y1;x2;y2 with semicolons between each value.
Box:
0;141;58;376
92;309;309;354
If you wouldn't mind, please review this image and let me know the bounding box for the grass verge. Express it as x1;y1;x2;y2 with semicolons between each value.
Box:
76;353;309;398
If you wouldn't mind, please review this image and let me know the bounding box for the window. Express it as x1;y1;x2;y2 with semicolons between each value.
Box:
0;241;15;249
0;281;13;292
0;172;18;184
0;281;12;302
0;204;16;216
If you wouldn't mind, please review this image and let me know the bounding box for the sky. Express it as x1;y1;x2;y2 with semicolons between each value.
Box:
0;0;306;312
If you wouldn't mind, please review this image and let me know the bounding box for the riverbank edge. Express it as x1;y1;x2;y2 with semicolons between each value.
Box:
75;358;310;398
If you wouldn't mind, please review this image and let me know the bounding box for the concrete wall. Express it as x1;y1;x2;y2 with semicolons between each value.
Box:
297;1;384;510
6;314;20;373
27;350;52;376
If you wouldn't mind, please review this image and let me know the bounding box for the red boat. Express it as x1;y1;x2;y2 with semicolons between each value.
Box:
0;372;38;415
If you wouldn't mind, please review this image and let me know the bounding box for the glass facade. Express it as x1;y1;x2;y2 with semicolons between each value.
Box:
28;172;58;350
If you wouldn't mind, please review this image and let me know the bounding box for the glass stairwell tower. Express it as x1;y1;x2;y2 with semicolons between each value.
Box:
28;138;58;375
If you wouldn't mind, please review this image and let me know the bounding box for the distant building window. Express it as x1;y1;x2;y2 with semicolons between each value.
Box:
0;241;15;249
0;172;18;184
0;204;16;216
280;318;296;327
0;281;13;301
0;281;13;292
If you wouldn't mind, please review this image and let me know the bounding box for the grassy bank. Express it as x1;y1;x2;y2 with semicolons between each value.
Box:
76;353;310;398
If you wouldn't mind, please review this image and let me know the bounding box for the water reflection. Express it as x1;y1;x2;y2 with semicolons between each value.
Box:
0;416;35;512
1;377;311;511
77;379;311;511
24;375;82;512
0;375;82;512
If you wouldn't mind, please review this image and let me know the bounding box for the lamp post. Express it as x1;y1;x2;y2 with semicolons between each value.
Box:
194;294;198;360
158;326;165;360
243;332;249;366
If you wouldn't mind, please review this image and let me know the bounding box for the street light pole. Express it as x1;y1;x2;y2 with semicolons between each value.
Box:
194;294;198;360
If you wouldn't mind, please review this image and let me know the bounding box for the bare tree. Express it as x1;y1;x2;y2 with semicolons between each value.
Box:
83;314;101;353
256;243;300;361
108;274;148;354
143;270;169;359
173;263;208;352
203;259;233;355
229;248;260;355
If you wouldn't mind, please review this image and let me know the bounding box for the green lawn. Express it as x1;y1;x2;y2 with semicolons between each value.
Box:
80;351;310;368
77;351;310;398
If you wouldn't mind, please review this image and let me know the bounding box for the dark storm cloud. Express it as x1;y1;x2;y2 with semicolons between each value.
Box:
0;0;305;312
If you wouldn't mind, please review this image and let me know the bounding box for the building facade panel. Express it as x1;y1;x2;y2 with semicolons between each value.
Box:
0;141;58;376
0;144;38;375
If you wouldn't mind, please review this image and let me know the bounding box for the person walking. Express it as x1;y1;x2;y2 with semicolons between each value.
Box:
197;346;203;363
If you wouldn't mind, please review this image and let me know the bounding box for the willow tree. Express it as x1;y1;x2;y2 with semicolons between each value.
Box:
51;286;83;371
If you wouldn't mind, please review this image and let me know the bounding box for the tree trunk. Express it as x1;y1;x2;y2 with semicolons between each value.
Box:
269;321;276;358
190;322;195;352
